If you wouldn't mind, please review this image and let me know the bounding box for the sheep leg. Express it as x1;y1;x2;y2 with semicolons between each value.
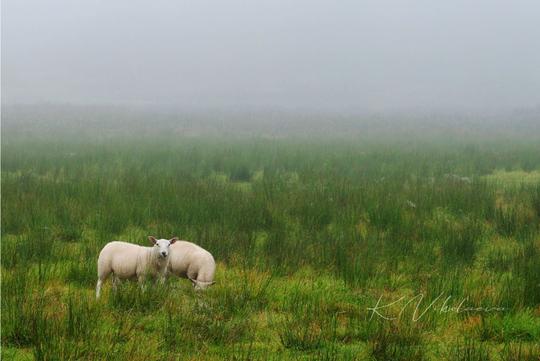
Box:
96;279;103;299
157;271;167;285
96;270;110;299
96;257;112;299
138;274;147;292
112;274;120;292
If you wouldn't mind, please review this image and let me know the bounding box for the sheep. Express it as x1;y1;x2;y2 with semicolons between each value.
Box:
95;236;177;299
168;240;216;290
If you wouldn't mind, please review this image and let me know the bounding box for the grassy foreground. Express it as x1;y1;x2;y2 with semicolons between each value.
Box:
2;136;540;360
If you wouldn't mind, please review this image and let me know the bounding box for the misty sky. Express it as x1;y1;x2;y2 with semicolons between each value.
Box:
2;1;540;111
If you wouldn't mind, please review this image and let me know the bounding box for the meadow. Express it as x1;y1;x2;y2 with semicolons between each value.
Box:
2;114;540;360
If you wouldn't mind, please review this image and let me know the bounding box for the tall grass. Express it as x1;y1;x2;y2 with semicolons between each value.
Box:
2;136;539;360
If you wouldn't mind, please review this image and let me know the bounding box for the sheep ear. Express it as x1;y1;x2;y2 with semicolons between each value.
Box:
170;237;178;244
148;236;157;245
189;277;197;285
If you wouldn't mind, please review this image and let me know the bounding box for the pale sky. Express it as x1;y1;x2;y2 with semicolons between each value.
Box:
2;0;540;111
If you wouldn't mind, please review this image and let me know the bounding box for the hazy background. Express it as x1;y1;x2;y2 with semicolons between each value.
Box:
2;0;540;112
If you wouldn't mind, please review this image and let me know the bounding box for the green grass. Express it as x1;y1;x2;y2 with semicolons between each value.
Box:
2;134;540;360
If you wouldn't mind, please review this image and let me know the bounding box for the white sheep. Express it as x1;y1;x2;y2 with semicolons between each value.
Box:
95;236;177;299
168;240;216;290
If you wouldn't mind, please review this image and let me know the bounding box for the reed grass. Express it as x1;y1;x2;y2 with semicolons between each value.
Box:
2;134;539;360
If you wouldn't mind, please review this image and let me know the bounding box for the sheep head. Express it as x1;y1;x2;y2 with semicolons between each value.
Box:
148;236;177;259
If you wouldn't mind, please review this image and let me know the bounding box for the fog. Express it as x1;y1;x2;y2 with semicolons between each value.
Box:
2;0;540;112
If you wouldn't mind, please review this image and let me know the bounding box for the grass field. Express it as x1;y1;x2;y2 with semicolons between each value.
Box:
2;119;540;360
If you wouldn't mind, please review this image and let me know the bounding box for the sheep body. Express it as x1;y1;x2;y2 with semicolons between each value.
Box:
168;241;216;289
96;239;172;298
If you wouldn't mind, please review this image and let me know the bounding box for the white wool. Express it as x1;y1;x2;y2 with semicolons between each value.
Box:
96;239;173;298
168;241;216;290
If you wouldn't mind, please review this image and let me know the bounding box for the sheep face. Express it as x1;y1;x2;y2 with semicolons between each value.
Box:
190;278;216;290
148;236;178;259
